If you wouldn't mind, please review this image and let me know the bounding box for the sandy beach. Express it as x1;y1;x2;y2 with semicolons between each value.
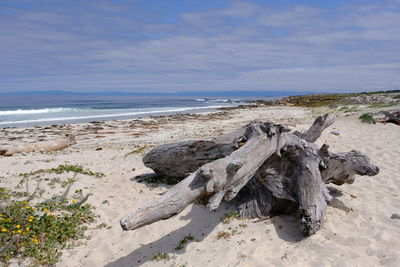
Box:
1;104;399;267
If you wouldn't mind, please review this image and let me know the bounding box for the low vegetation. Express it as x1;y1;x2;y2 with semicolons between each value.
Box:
0;165;105;265
278;90;400;108
216;231;232;239
0;186;95;265
281;93;350;107
343;106;361;113
359;113;375;124
221;211;242;224
19;164;104;179
152;252;170;262
124;145;152;157
175;234;195;250
367;103;398;108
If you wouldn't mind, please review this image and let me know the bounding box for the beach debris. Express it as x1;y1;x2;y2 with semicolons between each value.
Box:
120;114;379;236
0;133;76;156
371;110;400;126
330;130;340;135
391;213;400;220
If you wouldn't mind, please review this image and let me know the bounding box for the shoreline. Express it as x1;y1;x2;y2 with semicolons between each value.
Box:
2;90;399;129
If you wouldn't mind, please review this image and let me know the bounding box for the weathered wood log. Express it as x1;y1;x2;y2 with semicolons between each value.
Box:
371;109;400;125
142;126;250;179
143;140;239;179
120;123;294;230
122;114;379;236
293;113;335;142
319;144;379;185
292;145;331;235
0;134;76;156
235;145;379;223
143;114;335;179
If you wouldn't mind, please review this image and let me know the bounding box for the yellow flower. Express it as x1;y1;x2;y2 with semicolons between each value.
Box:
43;208;48;212
15;225;21;229
16;230;22;234
33;237;39;244
29;216;34;219
28;219;33;222
1;228;7;232
25;227;30;231
71;199;77;204
25;206;31;209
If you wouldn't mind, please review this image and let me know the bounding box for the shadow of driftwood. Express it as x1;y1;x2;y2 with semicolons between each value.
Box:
109;177;351;265
129;173;180;190
271;214;303;243
327;186;352;212
105;204;230;267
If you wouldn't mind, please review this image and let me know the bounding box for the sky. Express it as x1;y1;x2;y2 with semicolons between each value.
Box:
0;0;400;93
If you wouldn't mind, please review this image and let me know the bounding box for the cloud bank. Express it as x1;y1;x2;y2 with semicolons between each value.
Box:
0;0;399;93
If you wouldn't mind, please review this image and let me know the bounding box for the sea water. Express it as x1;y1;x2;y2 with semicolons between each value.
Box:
0;94;275;128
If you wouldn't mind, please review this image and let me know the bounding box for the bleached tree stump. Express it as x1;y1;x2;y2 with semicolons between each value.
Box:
121;114;379;236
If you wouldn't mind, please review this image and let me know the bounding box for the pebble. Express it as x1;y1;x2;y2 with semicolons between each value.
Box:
391;213;400;220
331;130;340;136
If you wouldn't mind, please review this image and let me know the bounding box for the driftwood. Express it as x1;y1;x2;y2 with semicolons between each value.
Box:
0;134;76;156
371;110;400;125
121;114;379;236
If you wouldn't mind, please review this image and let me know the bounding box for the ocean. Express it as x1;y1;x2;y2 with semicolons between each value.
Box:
0;94;278;128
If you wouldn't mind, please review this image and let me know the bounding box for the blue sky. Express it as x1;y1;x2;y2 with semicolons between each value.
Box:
0;0;399;93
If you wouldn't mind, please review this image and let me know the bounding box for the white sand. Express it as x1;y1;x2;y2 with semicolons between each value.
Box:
0;106;399;267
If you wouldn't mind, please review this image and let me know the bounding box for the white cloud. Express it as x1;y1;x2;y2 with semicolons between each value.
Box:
0;1;399;92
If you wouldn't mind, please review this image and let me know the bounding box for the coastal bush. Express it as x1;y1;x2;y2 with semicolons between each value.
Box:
0;186;95;265
359;114;375;124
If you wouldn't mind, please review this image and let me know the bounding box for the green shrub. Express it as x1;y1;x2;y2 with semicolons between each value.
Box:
359;114;375;124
